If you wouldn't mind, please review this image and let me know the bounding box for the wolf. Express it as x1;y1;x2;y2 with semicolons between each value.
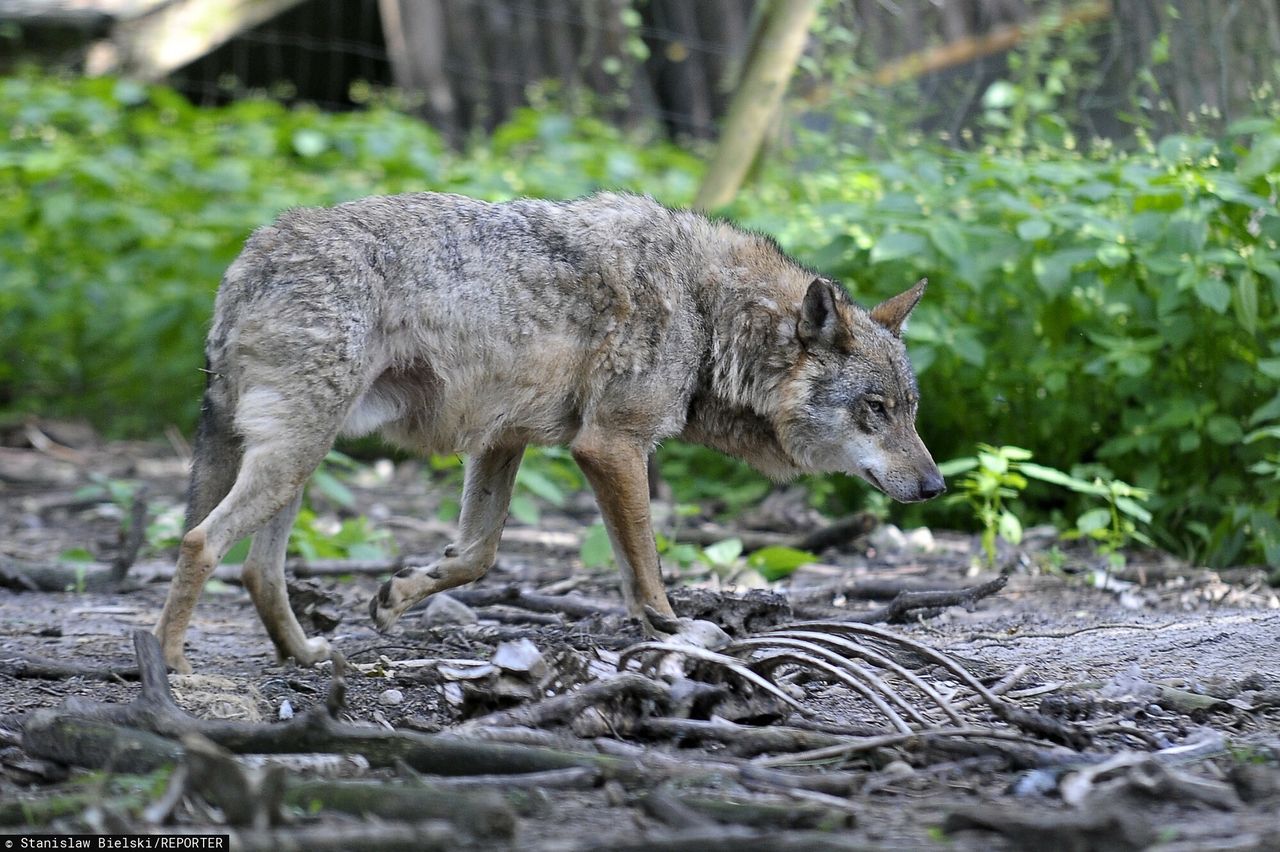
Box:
155;191;944;673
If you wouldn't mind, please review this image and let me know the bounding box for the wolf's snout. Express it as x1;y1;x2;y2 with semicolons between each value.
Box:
918;470;946;500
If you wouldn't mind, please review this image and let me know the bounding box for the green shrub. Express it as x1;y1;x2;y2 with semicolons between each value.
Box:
735;120;1280;566
0;74;699;434
3;72;1278;566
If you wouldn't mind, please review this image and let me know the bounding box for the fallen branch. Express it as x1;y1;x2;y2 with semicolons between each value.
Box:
459;673;670;731
406;765;599;790
671;511;876;555
793;573;1009;624
0;558;138;593
753;726;1077;769
638;718;853;757
942;800;1153;851
791;512;879;554
0;654;139;682
24;631;632;779
282;778;516;837
787;574;973;606
0;781;153;827
444;585;625;619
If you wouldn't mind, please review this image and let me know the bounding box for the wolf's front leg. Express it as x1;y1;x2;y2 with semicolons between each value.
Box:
571;432;677;626
370;444;525;631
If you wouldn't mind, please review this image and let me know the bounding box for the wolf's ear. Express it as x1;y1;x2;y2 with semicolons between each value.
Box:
869;278;927;337
798;278;841;348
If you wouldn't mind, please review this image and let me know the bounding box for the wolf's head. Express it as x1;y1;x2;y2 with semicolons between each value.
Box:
778;278;945;503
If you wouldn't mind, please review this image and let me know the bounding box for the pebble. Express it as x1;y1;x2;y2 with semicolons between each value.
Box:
423;593;478;627
379;688;404;707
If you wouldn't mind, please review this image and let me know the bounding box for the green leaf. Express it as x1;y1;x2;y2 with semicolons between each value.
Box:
60;547;96;563
1234;270;1259;335
1021;462;1103;494
1193;277;1231;313
509;495;540;525
747;546;818;581
223;537;251;564
1016;219;1051;241
1076;508;1112;537
870;231;927;264
1205;415;1243;445
701;538;744;567
1095;244;1130;268
998;510;1023;545
1238;134;1280;181
1252;394;1280;426
348;540;390;560
311;469;355;510
977;451;1008;475
983;80;1017;109
579;523;613;568
1114;496;1153;523
937;457;978;477
929;220;967;263
516;466;566;507
436;497;461;522
292;129;328;158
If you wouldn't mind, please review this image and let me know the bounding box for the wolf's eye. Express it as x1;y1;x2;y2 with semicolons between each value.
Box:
867;399;887;416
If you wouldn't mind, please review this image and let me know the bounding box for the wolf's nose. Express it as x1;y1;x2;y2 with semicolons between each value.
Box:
919;473;946;500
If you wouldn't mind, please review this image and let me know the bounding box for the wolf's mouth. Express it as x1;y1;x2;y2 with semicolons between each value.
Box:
861;468;886;493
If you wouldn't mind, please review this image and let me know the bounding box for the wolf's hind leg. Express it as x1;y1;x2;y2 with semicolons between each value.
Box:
371;444;523;630
240;490;330;666
157;440;332;673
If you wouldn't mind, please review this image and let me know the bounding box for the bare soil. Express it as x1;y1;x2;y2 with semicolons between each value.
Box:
2;434;1278;850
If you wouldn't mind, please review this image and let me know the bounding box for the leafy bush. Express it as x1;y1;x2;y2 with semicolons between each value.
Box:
3;73;1278;566
734;118;1280;566
0;74;699;434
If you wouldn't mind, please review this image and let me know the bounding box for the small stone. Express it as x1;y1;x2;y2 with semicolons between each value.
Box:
671;618;731;650
423;593;478;627
492;638;547;679
379;688;404;707
868;523;907;553
490;675;537;702
904;526;936;553
881;759;915;779
278;700;294;720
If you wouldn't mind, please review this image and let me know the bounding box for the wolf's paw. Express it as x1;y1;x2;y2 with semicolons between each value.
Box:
369;566;422;632
282;636;332;667
167;654;194;675
157;631;194;674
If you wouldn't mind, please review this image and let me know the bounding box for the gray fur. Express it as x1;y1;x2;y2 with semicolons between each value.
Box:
156;191;943;672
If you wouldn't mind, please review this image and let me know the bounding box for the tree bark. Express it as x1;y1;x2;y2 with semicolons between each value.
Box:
693;0;821;211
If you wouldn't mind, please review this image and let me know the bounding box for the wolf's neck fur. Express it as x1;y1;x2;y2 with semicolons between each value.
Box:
679;221;810;479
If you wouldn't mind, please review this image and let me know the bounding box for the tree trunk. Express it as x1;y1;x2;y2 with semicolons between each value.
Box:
693;0;820;211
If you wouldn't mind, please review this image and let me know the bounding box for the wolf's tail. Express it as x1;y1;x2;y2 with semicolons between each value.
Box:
183;365;242;532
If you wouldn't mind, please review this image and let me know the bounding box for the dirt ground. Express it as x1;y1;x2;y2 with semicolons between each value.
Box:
1;433;1279;850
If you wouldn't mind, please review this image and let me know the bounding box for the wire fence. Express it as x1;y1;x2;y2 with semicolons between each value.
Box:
8;0;1278;146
